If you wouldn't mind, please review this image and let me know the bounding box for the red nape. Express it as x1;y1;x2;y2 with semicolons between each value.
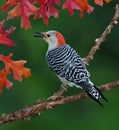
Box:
56;32;66;46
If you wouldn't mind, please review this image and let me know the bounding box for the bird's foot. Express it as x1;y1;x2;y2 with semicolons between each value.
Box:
47;93;63;101
60;84;68;91
81;58;89;65
47;84;68;101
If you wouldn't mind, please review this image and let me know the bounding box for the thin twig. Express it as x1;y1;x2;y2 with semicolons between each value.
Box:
0;80;119;125
84;4;119;63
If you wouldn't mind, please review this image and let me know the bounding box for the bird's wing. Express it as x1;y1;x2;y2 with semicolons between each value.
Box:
64;61;90;85
46;44;90;84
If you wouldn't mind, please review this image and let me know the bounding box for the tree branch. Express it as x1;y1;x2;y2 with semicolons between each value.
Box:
0;3;119;126
84;4;119;63
0;80;119;125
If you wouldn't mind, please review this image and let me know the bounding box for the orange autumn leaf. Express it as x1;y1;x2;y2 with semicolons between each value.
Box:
0;70;13;93
75;0;88;11
95;0;111;6
0;53;31;93
75;0;94;18
104;0;111;3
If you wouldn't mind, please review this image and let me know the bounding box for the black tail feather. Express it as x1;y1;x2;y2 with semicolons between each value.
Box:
85;90;103;107
94;85;108;102
79;82;108;107
84;85;108;107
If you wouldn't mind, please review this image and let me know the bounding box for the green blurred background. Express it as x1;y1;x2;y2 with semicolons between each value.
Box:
0;1;119;130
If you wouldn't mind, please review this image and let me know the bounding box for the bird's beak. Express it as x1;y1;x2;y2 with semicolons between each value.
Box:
34;32;45;38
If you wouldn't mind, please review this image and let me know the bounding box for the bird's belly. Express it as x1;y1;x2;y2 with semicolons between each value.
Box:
57;75;82;89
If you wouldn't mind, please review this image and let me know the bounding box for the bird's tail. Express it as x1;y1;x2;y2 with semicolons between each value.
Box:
80;82;108;107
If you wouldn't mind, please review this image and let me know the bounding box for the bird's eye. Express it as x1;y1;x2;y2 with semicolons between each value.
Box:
47;34;50;37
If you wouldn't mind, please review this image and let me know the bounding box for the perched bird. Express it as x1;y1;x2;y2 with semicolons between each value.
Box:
35;30;107;107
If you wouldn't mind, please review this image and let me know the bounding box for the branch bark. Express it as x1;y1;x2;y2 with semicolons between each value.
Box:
0;3;119;126
0;80;119;125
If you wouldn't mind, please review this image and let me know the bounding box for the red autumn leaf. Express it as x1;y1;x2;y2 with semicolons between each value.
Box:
2;0;111;29
2;0;38;30
2;0;19;11
0;20;16;47
36;0;60;5
34;0;60;24
95;0;103;6
0;53;31;93
36;0;48;4
62;0;80;16
63;0;93;18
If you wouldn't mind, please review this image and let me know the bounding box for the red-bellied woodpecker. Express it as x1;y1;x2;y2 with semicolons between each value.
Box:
35;30;108;107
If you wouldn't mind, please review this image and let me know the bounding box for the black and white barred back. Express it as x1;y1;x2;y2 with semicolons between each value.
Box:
46;44;107;106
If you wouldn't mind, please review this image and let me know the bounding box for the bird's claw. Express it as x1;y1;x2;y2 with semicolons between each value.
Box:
60;84;68;91
47;94;63;101
81;58;89;65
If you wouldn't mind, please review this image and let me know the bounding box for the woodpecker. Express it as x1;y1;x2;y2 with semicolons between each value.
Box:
35;30;107;107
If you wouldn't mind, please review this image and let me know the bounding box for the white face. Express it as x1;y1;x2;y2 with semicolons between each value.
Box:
43;30;58;50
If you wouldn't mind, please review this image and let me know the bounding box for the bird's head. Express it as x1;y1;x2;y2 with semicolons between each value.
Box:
35;30;66;50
